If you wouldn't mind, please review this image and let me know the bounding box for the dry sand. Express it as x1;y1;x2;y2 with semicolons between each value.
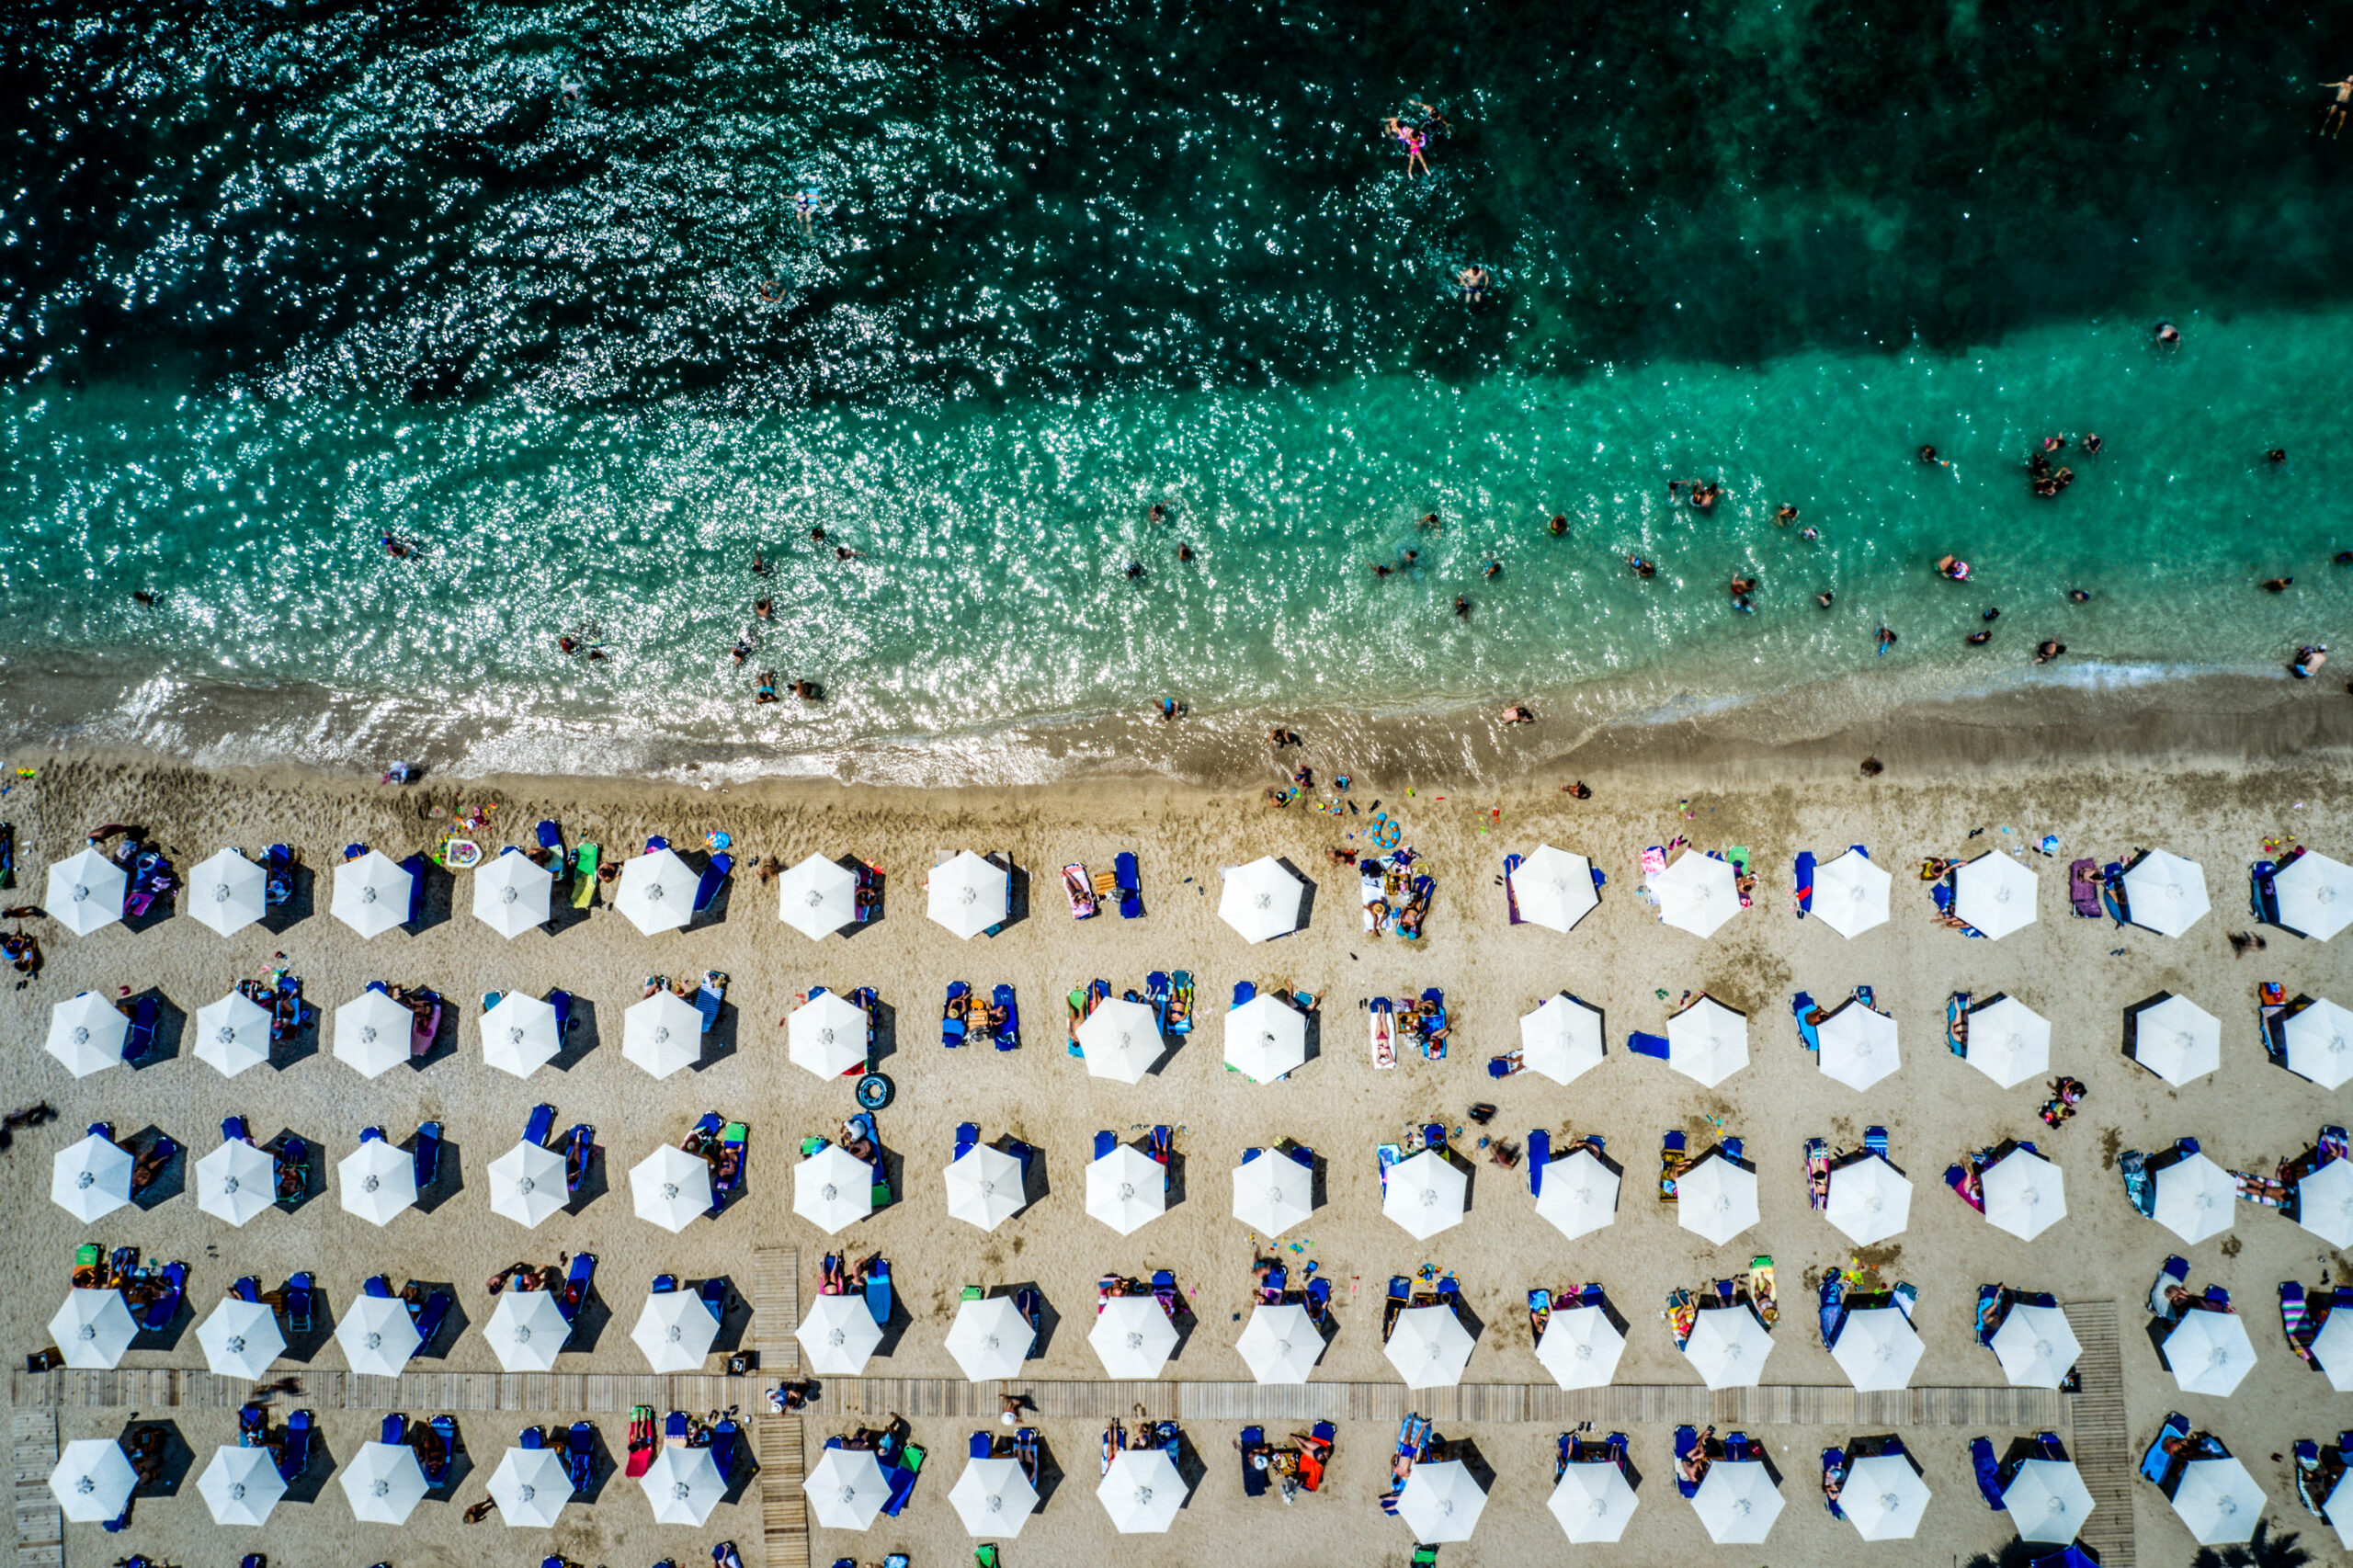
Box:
3;744;2349;1568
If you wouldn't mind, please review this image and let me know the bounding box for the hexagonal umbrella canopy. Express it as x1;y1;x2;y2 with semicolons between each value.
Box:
1075;997;1165;1084
804;1445;889;1531
333;989;414;1078
1509;845;1598;932
1549;1459;1637;1543
631;1287;720;1374
1952;851;2038;939
949;1452;1039;1539
1534;1149;1619;1242
197;1137;278;1227
2280;997;2353;1089
1234;1303;1321;1384
198;1441;286;1526
2122;849;2209;937
2274;849;2353;941
2163;1309;2256;1397
50;1288;136;1369
486;1440;571;1528
1218;857;1304;944
2311;1300;2353;1391
2295;1156;2353;1247
485;1286;573;1372
46;846;126;936
1395;1459;1487;1543
339;1439;428;1524
631;1144;713;1233
1223;994;1307;1083
472;848;553;938
1840;1453;1929;1540
1829;1306;1924;1392
2151;1152;2234;1245
1654;851;1741;938
1682;1305;1773;1389
622;989;703;1079
1817;1004;1900;1092
335;1294;423;1378
1519;994;1604;1085
639;1444;724;1527
2129;994;2220;1086
485;1140;568;1230
193;990;273;1078
1097;1448;1185;1533
337;1137;418;1227
1692;1460;1783;1543
49;1437;136;1522
927;850;1009;940
2001;1459;2095;1543
1534;1304;1625;1390
45;991;128;1078
188;847;267;937
779;854;858;940
794;1142;877;1235
1676;1153;1759;1247
1086;1144;1166;1236
51;1131;132;1222
1381;1149;1467;1241
944;1295;1034;1382
1089;1295;1178;1380
944;1144;1027;1233
330;849;411;939
1961;995;2051;1089
1990;1302;2081;1389
1665;997;1748;1087
1231;1149;1313;1237
795;1294;884;1376
195;1297;285;1380
1824;1156;1913;1246
480;991;563;1078
2168;1457;2265;1547
1981;1147;2066;1241
615;846;697;936
789;991;870;1081
1383;1305;1474;1389
1811;849;1893;938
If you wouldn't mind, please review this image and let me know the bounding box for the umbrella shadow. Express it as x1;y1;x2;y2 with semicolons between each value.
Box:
563;1136;608;1217
719;1428;761;1505
114;1415;191;1504
267;1006;320;1070
125;1122;186;1210
423;1420;474;1499
989;855;1028;932
1016;1140;1051;1210
259;863;314;935
868;1267;914;1358
264;1127;322;1215
1143;1024;1185;1076
1264;857;1318;935
123;988;185;1068
407;1000;457;1072
279;1419;337;1504
408;1279;469;1359
551;995;599;1071
2123;990;2183;1076
833;854;884;939
868;995;898;1068
406;859;454;936
128;1283;192;1354
573;1421;618;1504
873;1143;904;1221
405;1126;461;1215
563;1279;614;1356
1167;1428;1208;1499
120;892;176;937
689;866;735;932
1029;1429;1065;1509
540;880;591;937
277;1276;335;1363
1004;1279;1059;1358
694;1000;739;1072
1441;1434;1497;1494
1162;1149;1187;1210
697;1274;746;1355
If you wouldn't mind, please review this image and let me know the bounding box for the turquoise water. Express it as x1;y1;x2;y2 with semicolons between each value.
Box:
3;1;2352;778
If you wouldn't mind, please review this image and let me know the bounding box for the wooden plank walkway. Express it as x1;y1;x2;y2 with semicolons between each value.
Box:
2063;1299;2136;1568
11;1411;60;1568
756;1416;808;1568
753;1245;801;1376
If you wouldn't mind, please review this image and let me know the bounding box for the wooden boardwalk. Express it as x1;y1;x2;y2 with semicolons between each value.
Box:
2063;1299;2137;1568
10;1412;59;1568
751;1246;806;1568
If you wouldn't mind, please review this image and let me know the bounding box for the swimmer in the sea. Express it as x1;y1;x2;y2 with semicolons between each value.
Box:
2336;551;2353;565
730;636;754;667
755;598;773;621
1774;505;1797;526
1370;562;1393;578
2155;321;2181;346
1547;515;1567;536
1400;549;1418;567
1817;591;1834;608
1419;512;1441;531
2068;587;2092;602
1453;597;1471;619
1124;562;1145;581
1149;504;1165;523
1876;626;1899;653
2041;436;2065;454
1936;554;1970;581
2322;75;2353;137
752;553;773;576
1384;117;1429;176
2292;645;2330;677
810;526;825;542
1457;265;1489;303
131;590;155;607
796;189;818;234
757;280;782;302
2262;577;2295;593
1628;555;1656;579
1967;631;1992;645
1918;445;1945;466
1799;526;1819;540
1727;575;1757;598
1983;607;2001;623
835;546;859;561
2033;640;2066;665
381;532;415;559
1482;559;1500;579
754;672;779;704
1415;100;1450;140
1176;543;1194;562
2267;449;2288;466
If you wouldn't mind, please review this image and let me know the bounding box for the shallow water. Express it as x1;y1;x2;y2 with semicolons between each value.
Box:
3;1;2351;779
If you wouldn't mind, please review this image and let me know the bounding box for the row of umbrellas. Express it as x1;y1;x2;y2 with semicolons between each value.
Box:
50;838;2353;947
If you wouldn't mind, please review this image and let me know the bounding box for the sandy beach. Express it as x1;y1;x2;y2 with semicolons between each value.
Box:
5;735;2350;1568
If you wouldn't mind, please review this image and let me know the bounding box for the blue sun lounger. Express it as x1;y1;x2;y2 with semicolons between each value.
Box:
1115;852;1142;918
992;984;1019;1050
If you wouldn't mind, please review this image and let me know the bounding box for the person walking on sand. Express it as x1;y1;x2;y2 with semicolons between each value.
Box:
2322;75;2353;137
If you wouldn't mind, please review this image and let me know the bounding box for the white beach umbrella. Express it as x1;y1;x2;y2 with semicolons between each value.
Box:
485;1287;572;1372
2123;849;2210;937
631;1143;713;1233
2275;849;2353;941
195;1137;277;1228
945;1295;1035;1381
2281;998;2353;1088
641;1444;724;1528
1235;1302;1321;1384
1076;996;1164;1083
1090;1295;1179;1380
1676;1152;1759;1246
49;1289;136;1369
1535;1149;1620;1241
622;988;702;1078
335;1294;422;1378
794;1142;876;1235
486;1140;568;1229
1395;1460;1487;1543
50;1437;136;1522
2164;1309;2256;1396
1535;1305;1626;1390
2152;1152;2235;1244
788;991;869;1081
2171;1457;2266;1546
1824;1155;1913;1245
944;1143;1027;1232
1519;994;1604;1085
2003;1459;2095;1543
1223;994;1307;1082
616;846;696;935
472;849;552;938
1841;1454;1929;1541
1384;1305;1475;1388
796;1294;884;1376
188;847;267;937
198;1442;285;1527
2308;1310;2353;1392
1232;1148;1313;1237
927;849;1010;939
2330;1471;2353;1551
1963;995;2052;1089
51;1131;132;1222
804;1446;889;1532
1381;1149;1468;1241
1654;850;1741;937
2131;994;2221;1085
46;846;126;937
486;1442;572;1528
779;853;858;939
45;990;127;1077
333;988;414;1078
1219;855;1304;943
1830;1305;1924;1391
1981;1147;2066;1240
1818;1004;1900;1091
196;1298;284;1381
1812;849;1893;938
481;990;562;1077
1692;1460;1783;1544
1097;1448;1185;1533
631;1289;720;1374
1952;850;2037;938
337;1137;417;1227
1086;1143;1166;1235
331;849;412;939
2296;1156;2353;1247
1991;1303;2082;1389
1665;996;1748;1087
341;1441;428;1524
1683;1305;1773;1389
1510;845;1598;932
1549;1460;1638;1543
950;1454;1039;1539
193;990;273;1078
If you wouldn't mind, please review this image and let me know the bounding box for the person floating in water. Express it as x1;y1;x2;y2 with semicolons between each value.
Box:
1546;514;1567;536
1418;513;1442;531
1966;630;1993;646
2292;645;2330;678
2155;321;2181;346
752;553;773;577
1936;554;1971;582
2068;587;2093;602
1149;504;1165;523
1816;591;1834;608
796;188;819;234
1482;559;1500;579
2081;433;2103;454
2262;576;2295;593
381;531;417;559
1453;597;1471;619
1370;561;1393;578
1414;100;1450;141
1917;445;1947;467
1176;543;1194;562
753;672;779;704
1124;562;1145;580
1876;626;1899;653
1384;117;1429;176
2033;640;2066;665
1627;555;1656;578
2322;75;2353;138
1773;505;1798;527
2267;448;2289;466
1457;265;1489;303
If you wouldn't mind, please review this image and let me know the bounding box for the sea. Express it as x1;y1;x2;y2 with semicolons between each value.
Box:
2;0;2349;785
